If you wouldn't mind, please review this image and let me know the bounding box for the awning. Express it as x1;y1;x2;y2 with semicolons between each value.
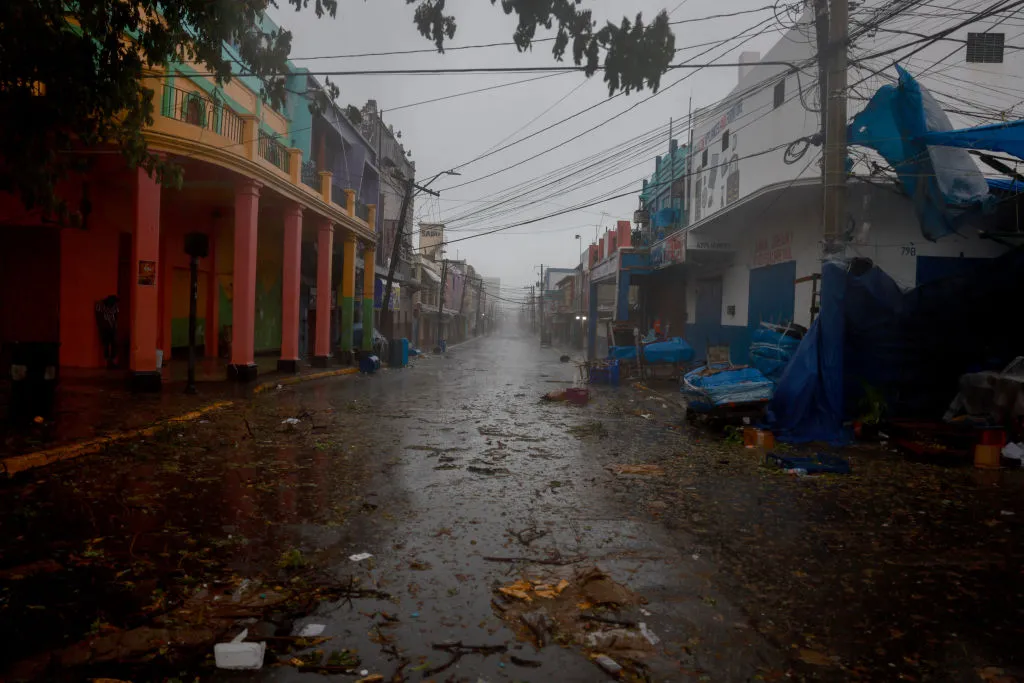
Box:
421;267;441;284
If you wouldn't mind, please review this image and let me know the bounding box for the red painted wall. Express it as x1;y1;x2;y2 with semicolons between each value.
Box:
60;226;120;367
588;244;599;269
617;220;632;248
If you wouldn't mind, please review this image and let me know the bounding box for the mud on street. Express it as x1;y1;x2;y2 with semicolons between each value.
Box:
2;333;1023;682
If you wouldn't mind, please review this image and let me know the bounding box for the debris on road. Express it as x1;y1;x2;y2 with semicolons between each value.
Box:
281;417;301;425
592;654;623;676
606;463;665;476
295;623;326;637
214;629;265;670
491;566;653;677
349;552;373;562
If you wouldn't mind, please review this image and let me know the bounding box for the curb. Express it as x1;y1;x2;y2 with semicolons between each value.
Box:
0;400;234;479
253;366;359;394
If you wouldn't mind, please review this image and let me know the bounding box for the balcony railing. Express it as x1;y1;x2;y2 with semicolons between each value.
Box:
161;84;243;144
300;160;319;191
355;201;370;222
331;184;346;211
258;130;290;174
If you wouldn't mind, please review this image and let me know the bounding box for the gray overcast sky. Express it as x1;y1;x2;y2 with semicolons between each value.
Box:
269;0;791;302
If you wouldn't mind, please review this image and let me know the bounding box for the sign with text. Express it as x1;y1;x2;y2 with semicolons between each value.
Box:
651;233;685;269
685;233;733;251
753;231;793;267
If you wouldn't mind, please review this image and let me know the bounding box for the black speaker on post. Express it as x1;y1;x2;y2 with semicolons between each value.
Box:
184;232;209;259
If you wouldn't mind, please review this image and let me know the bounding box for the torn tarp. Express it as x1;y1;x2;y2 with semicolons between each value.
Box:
847;65;990;240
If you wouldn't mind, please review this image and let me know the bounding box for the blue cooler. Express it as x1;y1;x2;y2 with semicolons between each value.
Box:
390;338;409;367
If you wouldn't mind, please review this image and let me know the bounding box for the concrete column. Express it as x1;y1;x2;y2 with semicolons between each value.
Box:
615;271;631;321
312;219;334;367
339;233;357;358
587;282;598;361
362;245;376;352
279;203;303;373
130;167;162;392
228;179;260;382
344;189;356;217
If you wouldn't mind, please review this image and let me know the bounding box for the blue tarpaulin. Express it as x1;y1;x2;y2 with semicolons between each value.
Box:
848;66;990;240
765;263;847;443
608;337;695;364
749;324;802;382
766;249;1024;443
923;119;1024;160
682;364;774;410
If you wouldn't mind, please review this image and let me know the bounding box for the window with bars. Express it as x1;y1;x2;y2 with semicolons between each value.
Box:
701;148;708;167
722;130;730;151
966;32;1004;63
774;80;785;108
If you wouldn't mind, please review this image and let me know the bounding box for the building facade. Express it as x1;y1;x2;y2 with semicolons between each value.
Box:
0;14;379;390
654;0;1020;363
360;100;416;342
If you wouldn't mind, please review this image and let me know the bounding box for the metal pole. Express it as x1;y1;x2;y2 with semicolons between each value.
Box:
186;255;198;395
823;0;848;246
437;258;447;348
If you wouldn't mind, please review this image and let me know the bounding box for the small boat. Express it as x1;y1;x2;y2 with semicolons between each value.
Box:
681;363;774;416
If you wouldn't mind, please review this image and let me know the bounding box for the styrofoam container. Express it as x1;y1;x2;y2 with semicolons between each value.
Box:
215;630;265;670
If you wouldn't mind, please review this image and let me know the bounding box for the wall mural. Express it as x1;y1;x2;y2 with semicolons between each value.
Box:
691;100;745;222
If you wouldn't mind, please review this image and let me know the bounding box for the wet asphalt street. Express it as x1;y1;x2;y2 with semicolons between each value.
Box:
5;330;1024;682
217;331;778;682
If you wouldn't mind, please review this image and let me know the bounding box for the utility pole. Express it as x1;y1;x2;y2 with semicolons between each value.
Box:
822;0;848;246
530;285;536;332
379;167;458;339
437;258;448;348
458;270;469;342
538;264;545;345
475;279;483;337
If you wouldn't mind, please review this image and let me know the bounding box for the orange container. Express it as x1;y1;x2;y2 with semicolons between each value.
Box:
744;427;775;449
978;428;1007;447
974;444;1002;470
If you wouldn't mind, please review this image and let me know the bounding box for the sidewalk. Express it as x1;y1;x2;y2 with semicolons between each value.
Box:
0;356;362;473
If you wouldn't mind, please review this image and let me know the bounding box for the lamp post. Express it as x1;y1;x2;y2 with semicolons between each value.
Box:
575;234;583;347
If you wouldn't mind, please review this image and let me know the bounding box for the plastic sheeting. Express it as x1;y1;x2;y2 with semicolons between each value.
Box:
608;337;695;364
766;249;1024;443
848;65;989;240
923;119;1024;162
749;324;802;382
764;264;847;443
682;364;775;410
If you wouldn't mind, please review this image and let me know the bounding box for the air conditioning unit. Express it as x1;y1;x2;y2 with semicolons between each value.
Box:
633;209;650;225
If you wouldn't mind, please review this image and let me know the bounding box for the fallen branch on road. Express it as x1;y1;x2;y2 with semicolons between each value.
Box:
483;555;586;566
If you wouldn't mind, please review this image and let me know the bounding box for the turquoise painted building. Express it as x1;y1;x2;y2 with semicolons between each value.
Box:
639;139;688;243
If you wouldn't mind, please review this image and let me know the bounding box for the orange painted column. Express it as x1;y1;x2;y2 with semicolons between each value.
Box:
130;167;162;392
278;203;303;373
228;179;260;382
312;218;334;367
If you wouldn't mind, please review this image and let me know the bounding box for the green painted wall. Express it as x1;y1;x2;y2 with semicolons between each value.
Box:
254;227;283;353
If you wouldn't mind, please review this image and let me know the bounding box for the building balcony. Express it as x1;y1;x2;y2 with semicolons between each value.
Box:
144;71;375;243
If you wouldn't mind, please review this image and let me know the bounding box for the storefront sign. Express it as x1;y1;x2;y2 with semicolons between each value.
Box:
753;231;793;267
685;233;733;251
695;101;744;152
651;233;685;269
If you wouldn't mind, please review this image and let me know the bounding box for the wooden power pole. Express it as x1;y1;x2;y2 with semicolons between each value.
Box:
437;258;448;347
822;0;848;246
